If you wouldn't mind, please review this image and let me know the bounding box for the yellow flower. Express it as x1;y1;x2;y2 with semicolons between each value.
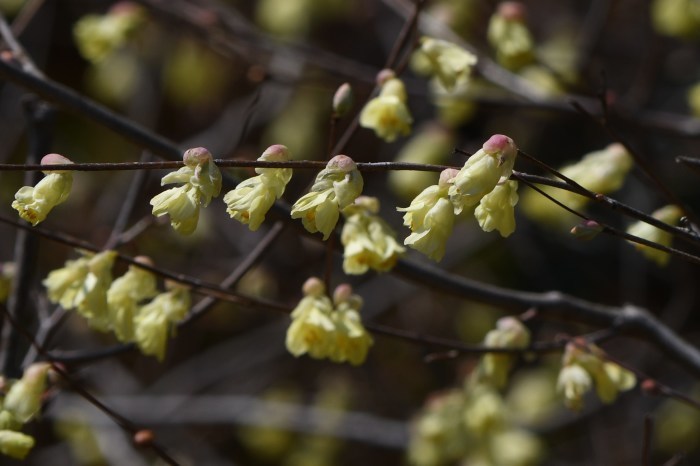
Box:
133;283;191;361
44;250;117;331
478;317;530;388
224;144;293;231
341;197;405;274
151;147;222;235
0;430;35;460
651;0;700;38
419;37;477;90
3;363;50;424
556;364;592;411
487;2;535;70
73;4;145;64
521;143;632;227
558;342;636;410
398;169;458;261
474;180;519;237
291;155;363;239
328;285;373;365
449;134;517;214
12;154;73;226
285;278;336;359
359;74;412;142
107;257;158;342
627;205;683;266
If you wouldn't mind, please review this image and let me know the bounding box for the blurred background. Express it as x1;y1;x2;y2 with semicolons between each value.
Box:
1;0;700;464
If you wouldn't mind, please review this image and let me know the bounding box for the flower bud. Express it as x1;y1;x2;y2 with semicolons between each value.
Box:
12;154;74;226
0;430;35;460
570;220;603;240
332;83;354;117
4;363;50;423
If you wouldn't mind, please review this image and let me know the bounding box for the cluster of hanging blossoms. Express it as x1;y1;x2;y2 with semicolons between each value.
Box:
285;278;373;365
399;134;520;261
43;251;190;361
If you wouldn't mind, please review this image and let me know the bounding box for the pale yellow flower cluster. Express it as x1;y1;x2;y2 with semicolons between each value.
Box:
43;251;191;361
291;155;363;240
150;147;222;235
73;3;145;64
419;37;477;91
487;2;535;70
477;317;531;388
12;154;74;226
0;363;51;459
285;278;373;366
341;197;405;274
399;135;520;261
409;316;542;466
224;145;293;231
626;205;683;266
557;341;636;411
521;143;633;227
359;71;413;142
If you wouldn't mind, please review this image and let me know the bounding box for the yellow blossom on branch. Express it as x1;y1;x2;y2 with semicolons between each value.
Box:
359;70;412;142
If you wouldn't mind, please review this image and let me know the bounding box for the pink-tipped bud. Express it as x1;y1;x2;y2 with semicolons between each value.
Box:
328;154;357;172
438;168;460;186
302;277;325;297
260;144;290;162
40;153;73;166
570;220;603;241
333;83;354;117
109;1;142;16
133;429;154;447
183;147;213;166
482;134;513;154
376;69;396;86
333;283;353;305
497;2;527;21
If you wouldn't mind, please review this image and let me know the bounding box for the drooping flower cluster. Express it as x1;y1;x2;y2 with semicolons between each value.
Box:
150;147;222;235
12;154;74;226
476;317;531;388
399;134;520;261
521;143;633;227
398;168;459;262
418;37;477;91
409;318;542;466
340;196;405;274
285;278;373;365
73;2;145;64
224;145;293;231
43;251;191;360
0;363;51;460
556;341;636;411
626;205;683;266
487;2;535;70
291;155;363;240
359;70;413;142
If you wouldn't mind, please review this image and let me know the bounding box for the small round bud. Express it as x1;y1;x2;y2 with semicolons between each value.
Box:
109;1;141;16
641;379;661;396
183;147;212;166
302;277;325;297
327;154;357;172
438;168;460;187
133;429;154;447
40;153;73;174
376;69;396;86
333;283;353;305
497;2;527;21
570;220;603;241
260;144;290;162
332;83;354;117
